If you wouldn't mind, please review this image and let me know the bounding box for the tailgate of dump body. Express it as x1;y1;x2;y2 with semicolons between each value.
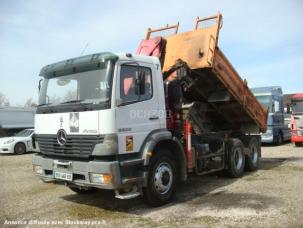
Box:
212;49;267;132
187;48;268;132
140;13;267;132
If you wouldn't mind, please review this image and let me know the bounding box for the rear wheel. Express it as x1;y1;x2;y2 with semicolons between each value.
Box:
245;137;260;171
69;186;97;194
295;142;302;147
226;139;245;178
142;150;177;207
14;142;26;155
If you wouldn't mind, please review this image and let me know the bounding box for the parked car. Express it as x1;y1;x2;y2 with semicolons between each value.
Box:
0;129;37;154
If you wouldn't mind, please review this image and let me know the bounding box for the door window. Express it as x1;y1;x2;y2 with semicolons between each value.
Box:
120;65;152;104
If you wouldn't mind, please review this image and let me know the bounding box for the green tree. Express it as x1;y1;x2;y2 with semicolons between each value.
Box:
0;92;10;107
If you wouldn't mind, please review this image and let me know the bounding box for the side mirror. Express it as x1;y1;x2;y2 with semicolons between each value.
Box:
135;71;145;95
38;79;43;91
273;100;280;113
286;104;292;114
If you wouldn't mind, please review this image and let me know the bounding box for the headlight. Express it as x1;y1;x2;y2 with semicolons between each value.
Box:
90;173;112;184
4;139;15;144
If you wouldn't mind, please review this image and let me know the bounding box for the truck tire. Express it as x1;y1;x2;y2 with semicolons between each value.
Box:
275;132;283;145
226;139;245;178
69;186;97;194
14;142;26;155
245;137;260;171
142;150;177;206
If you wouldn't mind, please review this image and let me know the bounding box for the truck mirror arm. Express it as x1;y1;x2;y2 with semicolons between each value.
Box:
135;71;146;95
38;79;43;91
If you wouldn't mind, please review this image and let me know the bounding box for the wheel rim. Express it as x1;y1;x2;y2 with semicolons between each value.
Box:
153;161;173;195
234;147;243;170
16;144;24;154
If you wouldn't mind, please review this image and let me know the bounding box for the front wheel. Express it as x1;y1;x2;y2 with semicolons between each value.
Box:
295;142;302;147
14;143;26;155
275;132;283;145
142;150;177;206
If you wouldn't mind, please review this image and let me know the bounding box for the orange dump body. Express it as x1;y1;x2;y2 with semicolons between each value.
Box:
140;13;267;132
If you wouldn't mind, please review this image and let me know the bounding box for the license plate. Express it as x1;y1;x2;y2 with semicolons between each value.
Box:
54;171;72;181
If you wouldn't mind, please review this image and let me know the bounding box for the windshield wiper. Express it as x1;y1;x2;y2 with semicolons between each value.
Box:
60;99;109;105
37;103;52;107
59;99;84;104
60;99;95;111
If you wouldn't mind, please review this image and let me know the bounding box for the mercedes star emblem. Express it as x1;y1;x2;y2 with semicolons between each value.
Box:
57;129;67;146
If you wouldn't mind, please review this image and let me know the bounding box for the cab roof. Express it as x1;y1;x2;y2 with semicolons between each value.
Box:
39;52;160;78
250;86;282;96
292;93;303;99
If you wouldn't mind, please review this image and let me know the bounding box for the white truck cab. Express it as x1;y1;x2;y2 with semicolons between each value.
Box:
33;53;184;203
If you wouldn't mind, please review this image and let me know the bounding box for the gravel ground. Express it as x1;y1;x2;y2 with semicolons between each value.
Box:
0;143;303;227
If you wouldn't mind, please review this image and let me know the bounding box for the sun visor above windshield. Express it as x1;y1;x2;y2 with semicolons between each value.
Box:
39;52;118;78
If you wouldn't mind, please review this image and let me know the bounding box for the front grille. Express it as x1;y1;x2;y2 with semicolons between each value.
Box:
36;134;104;158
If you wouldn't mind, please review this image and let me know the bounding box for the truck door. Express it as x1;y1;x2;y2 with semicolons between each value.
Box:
115;62;161;154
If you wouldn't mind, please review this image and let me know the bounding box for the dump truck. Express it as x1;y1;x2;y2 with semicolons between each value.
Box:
32;13;267;206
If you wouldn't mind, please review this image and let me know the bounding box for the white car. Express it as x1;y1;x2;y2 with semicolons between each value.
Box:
0;129;38;154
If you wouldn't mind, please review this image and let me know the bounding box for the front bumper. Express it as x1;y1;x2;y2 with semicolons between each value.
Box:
32;154;122;189
0;144;14;154
291;135;303;143
261;134;274;143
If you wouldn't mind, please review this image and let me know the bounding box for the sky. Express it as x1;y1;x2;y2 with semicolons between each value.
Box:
0;0;302;106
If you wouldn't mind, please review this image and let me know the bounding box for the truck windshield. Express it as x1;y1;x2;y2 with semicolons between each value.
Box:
255;95;272;112
38;61;114;112
292;100;303;114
